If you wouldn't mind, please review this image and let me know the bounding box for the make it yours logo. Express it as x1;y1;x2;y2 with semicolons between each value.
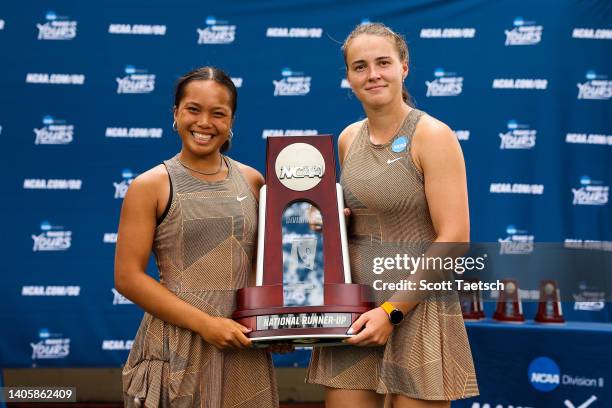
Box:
34;115;73;144
577;70;612;100
425;68;463;97
504;17;542;46
499;120;536;149
572;176;609;205
498;225;534;255
197;16;235;44
116;65;155;94
31;328;70;359
114;169;136;199
273;68;311;96
32;221;71;251
37;11;77;40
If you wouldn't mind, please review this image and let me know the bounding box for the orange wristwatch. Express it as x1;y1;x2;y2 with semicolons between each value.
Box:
380;301;404;325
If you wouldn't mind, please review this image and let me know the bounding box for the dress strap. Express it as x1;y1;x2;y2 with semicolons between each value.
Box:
400;109;425;149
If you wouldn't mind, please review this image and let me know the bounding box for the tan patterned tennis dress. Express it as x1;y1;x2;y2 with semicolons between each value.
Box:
306;109;479;400
122;155;278;407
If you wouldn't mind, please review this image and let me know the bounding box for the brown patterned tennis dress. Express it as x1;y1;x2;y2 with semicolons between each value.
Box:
306;109;479;400
122;155;278;407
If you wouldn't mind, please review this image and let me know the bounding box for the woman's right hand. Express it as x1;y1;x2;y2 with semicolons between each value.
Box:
198;316;253;350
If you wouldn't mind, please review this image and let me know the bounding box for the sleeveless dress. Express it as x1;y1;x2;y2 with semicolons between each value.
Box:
306;109;479;400
122;155;278;407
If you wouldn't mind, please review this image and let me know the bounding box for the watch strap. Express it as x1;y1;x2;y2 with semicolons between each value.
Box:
380;301;395;316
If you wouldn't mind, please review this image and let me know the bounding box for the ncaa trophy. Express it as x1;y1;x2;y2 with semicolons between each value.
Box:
232;135;373;346
493;279;525;322
534;280;565;323
458;278;485;320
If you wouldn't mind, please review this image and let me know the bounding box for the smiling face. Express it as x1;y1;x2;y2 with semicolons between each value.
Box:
173;80;234;159
345;34;408;109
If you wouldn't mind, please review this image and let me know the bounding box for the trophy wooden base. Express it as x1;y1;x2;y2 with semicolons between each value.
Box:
534;313;566;324
534;280;565;324
248;330;353;347
462;311;486;321
233;283;373;347
492;311;525;323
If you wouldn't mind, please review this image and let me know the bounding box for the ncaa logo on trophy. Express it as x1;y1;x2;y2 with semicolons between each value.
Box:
233;136;373;346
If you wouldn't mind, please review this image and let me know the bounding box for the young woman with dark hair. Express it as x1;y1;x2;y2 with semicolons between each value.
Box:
116;66;278;407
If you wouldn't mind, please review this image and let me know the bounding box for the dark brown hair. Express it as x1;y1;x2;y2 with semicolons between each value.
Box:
174;66;237;152
342;23;413;106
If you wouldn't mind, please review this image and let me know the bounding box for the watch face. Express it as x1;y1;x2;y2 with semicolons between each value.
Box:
390;309;404;325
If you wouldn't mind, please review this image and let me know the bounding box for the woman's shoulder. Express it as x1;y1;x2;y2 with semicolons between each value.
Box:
132;164;168;188
413;112;456;147
126;164;169;199
338;119;366;163
338;119;365;145
232;159;264;197
412;112;463;172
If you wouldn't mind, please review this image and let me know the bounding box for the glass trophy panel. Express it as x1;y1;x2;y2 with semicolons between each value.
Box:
281;202;324;307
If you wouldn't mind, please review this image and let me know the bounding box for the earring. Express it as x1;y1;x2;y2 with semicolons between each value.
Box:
172;121;177;131
228;129;234;140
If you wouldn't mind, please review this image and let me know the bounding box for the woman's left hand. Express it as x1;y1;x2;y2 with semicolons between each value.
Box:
343;307;394;346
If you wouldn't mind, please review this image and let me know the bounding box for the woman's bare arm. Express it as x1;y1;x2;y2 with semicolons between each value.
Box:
114;167;251;349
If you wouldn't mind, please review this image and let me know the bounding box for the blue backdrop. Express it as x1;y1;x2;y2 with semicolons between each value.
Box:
1;0;611;405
